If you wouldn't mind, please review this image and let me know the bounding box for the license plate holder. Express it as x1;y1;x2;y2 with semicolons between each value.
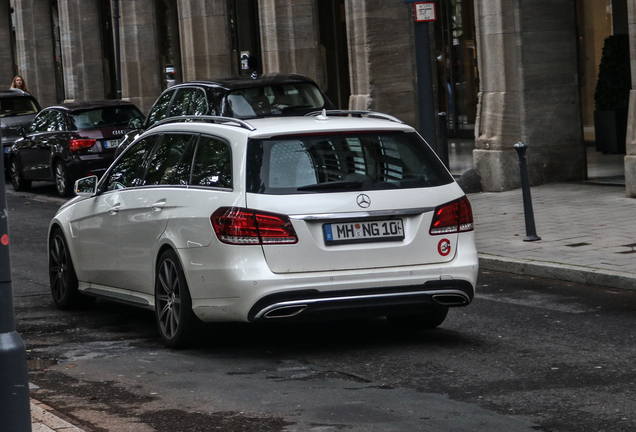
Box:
323;219;404;245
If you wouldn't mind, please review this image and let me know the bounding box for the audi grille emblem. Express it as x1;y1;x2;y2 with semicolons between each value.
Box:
356;194;371;208
112;130;126;136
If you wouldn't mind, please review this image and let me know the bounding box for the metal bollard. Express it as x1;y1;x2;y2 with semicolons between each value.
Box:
514;143;541;242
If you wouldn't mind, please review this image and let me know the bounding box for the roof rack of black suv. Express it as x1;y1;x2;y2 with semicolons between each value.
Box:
150;115;257;131
305;110;404;124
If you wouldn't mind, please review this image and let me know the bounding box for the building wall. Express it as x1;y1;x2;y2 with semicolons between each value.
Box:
0;0;14;86
57;0;105;102
474;0;585;191
12;0;57;107
625;0;636;197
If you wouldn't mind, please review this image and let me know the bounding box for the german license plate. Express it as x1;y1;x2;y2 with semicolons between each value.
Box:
103;139;121;149
324;219;404;245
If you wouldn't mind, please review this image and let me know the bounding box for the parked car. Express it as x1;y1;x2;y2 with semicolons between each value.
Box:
9;100;144;196
48;111;478;348
0;89;41;167
116;73;335;157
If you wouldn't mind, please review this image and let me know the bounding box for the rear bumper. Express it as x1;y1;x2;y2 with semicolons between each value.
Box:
247;279;474;322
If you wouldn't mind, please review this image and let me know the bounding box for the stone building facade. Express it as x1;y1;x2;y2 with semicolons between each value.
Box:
1;0;636;197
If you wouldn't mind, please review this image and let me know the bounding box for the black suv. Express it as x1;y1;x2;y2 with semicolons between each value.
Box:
117;73;335;156
0;89;41;166
10;100;144;196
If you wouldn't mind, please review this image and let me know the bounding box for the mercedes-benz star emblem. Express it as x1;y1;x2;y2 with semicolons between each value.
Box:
356;194;371;208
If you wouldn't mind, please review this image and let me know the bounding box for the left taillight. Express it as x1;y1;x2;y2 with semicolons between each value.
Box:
69;139;96;153
430;196;474;235
211;207;298;245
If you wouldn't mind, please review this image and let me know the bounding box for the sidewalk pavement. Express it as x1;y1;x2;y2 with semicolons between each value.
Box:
469;182;636;291
26;181;636;431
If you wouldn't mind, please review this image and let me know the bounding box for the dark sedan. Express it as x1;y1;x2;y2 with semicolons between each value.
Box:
0;89;41;166
9;100;144;196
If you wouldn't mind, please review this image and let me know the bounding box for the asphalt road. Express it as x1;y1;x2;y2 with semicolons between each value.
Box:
5;184;636;432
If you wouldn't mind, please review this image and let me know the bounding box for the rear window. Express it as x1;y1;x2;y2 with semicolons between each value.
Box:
227;83;326;118
70;106;143;130
0;98;38;117
246;131;453;194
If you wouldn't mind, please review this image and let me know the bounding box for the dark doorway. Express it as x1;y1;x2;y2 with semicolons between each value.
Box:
99;0;116;99
228;0;262;76
318;0;350;109
434;0;479;139
50;0;65;102
156;0;182;89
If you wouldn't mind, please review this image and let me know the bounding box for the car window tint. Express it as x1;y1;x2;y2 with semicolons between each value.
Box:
47;111;65;132
28;110;52;133
103;135;158;191
0;98;38;117
246;132;453;194
141;134;194;186
205;88;224;115
170;87;196;117
227;83;326;119
70;106;143;130
190;135;232;188
191;88;208;115
170;140;196;186
147;89;175;126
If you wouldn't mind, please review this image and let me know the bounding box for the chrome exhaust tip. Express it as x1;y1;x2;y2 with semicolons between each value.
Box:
263;305;308;319
431;294;469;306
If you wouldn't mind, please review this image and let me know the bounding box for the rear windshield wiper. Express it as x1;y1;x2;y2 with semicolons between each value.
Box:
297;180;363;192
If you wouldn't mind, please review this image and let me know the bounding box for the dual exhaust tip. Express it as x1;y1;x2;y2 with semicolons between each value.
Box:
260;293;469;319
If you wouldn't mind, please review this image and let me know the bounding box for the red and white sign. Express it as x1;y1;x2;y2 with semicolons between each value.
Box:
414;2;436;22
437;238;451;256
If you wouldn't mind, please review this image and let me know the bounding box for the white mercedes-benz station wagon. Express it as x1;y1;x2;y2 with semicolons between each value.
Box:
48;111;478;348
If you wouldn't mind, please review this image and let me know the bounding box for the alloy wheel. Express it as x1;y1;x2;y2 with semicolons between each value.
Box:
156;258;182;340
49;234;69;304
55;163;69;196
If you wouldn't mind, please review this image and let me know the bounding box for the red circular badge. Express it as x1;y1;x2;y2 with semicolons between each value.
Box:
1;234;8;246
438;238;451;256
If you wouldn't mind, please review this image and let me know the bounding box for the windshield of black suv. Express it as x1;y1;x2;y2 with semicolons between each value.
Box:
227;83;326;118
70;106;144;130
246;131;454;194
0;97;38;118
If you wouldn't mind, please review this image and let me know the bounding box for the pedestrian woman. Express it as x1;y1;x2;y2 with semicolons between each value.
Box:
10;75;29;93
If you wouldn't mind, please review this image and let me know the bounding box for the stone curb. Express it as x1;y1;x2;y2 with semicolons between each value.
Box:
479;254;636;291
31;398;87;432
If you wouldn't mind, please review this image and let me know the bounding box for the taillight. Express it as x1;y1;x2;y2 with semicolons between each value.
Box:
69;139;96;153
430;196;474;235
211;207;298;245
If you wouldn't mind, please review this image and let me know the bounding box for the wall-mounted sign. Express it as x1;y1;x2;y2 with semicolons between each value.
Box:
414;2;436;22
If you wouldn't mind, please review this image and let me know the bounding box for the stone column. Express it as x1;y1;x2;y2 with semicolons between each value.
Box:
626;0;636;197
258;0;323;85
177;0;232;81
119;0;162;114
0;0;14;85
57;0;105;102
345;0;417;126
473;0;585;191
12;0;57;106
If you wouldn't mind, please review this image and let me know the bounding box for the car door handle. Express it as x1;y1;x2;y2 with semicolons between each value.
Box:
109;205;120;215
151;200;166;211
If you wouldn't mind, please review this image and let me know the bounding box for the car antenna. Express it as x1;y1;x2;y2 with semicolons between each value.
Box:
315;109;329;121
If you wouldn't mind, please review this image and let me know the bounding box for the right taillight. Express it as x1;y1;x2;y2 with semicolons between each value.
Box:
69;139;96;153
429;196;474;235
211;207;298;245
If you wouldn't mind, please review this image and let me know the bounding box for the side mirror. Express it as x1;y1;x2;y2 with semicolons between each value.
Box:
128;117;143;129
75;175;98;196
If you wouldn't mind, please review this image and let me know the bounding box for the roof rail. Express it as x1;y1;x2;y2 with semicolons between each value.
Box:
149;115;256;131
305;110;404;124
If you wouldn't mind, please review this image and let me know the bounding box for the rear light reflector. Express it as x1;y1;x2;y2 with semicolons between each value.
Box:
211;207;298;245
69;139;96;153
430;196;474;235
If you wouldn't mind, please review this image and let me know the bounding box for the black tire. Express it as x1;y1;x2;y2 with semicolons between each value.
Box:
49;228;93;309
10;157;31;192
387;306;449;330
54;161;73;197
155;249;198;349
